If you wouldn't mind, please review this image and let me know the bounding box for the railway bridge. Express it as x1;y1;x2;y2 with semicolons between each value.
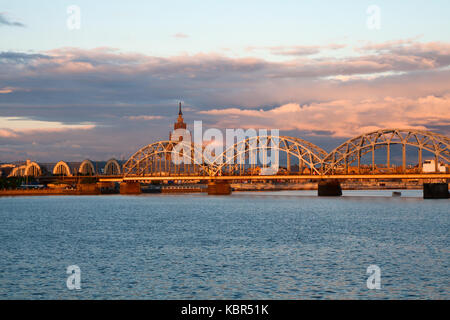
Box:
108;129;450;198
7;128;449;198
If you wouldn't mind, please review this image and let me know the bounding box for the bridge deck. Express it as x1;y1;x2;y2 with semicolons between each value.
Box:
98;174;450;182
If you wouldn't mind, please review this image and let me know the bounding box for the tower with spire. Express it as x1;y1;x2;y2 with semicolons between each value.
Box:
170;102;187;141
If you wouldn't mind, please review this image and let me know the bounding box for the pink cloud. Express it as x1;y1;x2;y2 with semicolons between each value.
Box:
1;38;449;162
0;87;14;94
12;40;449;80
247;44;347;56
0;129;18;138
173;33;189;39
200;94;450;137
125;115;164;121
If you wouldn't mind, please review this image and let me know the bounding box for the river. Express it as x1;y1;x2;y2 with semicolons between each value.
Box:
0;190;448;299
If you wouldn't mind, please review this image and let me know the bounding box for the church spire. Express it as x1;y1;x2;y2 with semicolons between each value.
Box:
178;102;182;116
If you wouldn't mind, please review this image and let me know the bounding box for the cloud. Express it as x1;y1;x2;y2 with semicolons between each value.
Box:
0;39;449;161
0;51;50;64
249;44;347;56
0;117;95;132
200;94;450;137
125;115;164;121
0;129;18;138
2;40;450;110
0;13;25;27
173;33;189;39
0;87;14;94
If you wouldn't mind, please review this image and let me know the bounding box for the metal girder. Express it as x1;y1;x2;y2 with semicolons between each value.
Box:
123;129;449;177
322;129;450;174
123;141;209;177
210;135;327;176
104;159;121;175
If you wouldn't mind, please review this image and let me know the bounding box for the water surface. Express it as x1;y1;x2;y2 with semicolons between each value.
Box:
0;190;448;299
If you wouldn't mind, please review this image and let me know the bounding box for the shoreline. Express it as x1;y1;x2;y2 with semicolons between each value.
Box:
0;184;433;197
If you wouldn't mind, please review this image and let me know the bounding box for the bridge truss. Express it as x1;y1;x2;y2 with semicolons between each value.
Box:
13;129;448;179
122;129;449;178
210;135;328;176
123;140;211;177
322;129;450;174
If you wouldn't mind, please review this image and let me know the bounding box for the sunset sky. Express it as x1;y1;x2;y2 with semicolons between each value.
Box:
1;0;450;161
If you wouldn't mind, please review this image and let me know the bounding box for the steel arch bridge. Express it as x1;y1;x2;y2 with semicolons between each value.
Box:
210;135;328;176
122;136;329;177
123;140;212;177
121;128;449;179
322;129;450;174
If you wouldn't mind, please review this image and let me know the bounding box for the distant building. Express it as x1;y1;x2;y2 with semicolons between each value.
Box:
7;160;41;177
169;102;187;142
0;164;16;177
422;159;447;173
53;161;72;176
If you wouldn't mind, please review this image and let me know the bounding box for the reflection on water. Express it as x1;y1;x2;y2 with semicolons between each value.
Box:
0;190;448;299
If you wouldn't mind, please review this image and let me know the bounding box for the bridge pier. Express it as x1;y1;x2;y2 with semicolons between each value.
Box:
76;183;100;195
120;181;141;195
423;183;449;199
97;182;119;194
207;181;232;195
318;179;342;197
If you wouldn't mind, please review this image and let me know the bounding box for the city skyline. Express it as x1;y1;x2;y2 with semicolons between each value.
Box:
0;2;449;303
1;1;450;162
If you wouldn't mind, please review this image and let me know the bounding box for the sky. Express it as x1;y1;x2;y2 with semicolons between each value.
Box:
1;0;450;162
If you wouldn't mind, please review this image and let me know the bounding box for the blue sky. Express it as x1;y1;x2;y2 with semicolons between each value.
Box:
2;0;450;55
0;1;449;161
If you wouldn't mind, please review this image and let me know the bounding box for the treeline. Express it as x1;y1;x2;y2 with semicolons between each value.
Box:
0;177;37;189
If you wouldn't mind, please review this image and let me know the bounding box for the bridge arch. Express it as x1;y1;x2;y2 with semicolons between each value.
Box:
123;141;209;177
53;161;72;176
211;135;328;176
104;159;121;175
79;159;95;175
322;129;450;174
8;161;42;177
24;161;41;177
8;167;22;177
